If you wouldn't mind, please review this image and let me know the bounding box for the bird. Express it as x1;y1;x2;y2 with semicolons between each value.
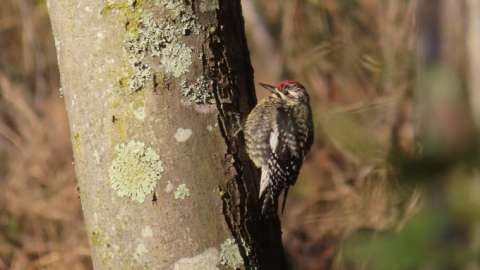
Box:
244;80;314;216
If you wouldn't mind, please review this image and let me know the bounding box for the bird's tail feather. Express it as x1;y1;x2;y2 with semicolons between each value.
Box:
259;166;269;198
260;185;280;217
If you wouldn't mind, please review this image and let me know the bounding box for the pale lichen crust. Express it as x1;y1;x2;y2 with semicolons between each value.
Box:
141;226;153;238
174;128;193;142
174;183;190;200
104;0;215;110
181;76;215;104
127;61;152;91
160;43;192;78
173;248;220;270
71;132;81;155
109;140;164;203
105;1;199;92
220;238;243;269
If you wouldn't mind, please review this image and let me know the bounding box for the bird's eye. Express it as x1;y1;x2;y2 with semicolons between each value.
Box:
287;92;298;99
288;87;297;92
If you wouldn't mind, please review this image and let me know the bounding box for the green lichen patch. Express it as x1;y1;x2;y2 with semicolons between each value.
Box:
106;90;146;145
108;113;128;142
220;238;243;269
130;11;198;58
102;0;151;92
102;0;146;32
174;184;190;200
72;132;81;155
181;76;215;104
90;230;104;247
101;1;130;17
105;0;200;93
122;5;198;90
160;43;192;78
124;33;147;59
157;1;199;35
128;61;152;91
89;229;115;262
109;141;164;203
124;14;168;59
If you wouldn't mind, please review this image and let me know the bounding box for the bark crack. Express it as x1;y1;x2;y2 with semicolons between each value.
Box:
207;0;288;269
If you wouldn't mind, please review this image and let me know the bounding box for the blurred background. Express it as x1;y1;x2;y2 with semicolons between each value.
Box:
1;0;479;269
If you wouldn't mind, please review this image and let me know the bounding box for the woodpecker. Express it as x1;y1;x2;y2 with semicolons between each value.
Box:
244;80;314;216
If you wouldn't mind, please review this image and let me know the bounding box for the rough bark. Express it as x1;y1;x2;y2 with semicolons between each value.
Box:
46;0;286;269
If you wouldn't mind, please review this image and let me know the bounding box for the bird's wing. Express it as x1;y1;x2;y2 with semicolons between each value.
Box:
244;100;275;168
259;108;302;198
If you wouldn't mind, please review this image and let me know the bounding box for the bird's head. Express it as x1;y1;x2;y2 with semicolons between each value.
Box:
259;80;309;104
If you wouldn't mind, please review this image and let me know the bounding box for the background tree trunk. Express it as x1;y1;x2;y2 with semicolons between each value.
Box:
46;0;286;269
415;0;475;162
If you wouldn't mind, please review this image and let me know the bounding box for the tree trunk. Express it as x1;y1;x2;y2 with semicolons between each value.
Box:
46;0;286;269
415;0;475;161
467;0;480;128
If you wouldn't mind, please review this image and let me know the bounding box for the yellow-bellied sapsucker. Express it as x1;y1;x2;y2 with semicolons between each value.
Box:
244;80;314;216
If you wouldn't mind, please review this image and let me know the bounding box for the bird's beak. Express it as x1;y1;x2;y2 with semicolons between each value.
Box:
259;82;280;96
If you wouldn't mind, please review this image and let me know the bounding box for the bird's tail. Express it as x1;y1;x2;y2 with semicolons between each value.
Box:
260;186;290;217
260;185;280;218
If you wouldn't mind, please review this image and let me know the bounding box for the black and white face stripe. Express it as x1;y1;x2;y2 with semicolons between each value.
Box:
281;85;309;103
